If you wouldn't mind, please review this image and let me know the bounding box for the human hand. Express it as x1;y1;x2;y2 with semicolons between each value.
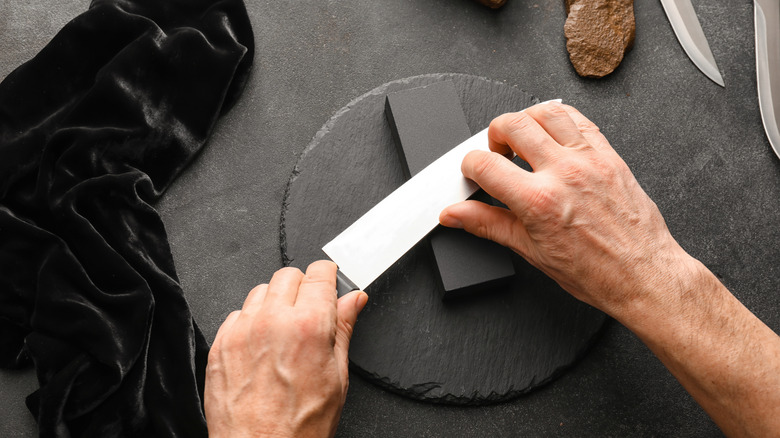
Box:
439;102;780;438
439;103;694;317
204;261;368;438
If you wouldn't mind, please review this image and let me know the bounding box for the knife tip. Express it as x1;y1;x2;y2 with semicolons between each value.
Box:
707;67;725;87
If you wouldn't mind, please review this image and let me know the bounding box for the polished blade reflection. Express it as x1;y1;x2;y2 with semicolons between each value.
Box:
660;0;725;86
755;0;780;158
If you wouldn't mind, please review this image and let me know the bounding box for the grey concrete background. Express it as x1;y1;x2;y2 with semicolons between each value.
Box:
2;0;778;436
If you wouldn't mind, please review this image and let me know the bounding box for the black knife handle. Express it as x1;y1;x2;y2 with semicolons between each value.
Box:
336;269;360;297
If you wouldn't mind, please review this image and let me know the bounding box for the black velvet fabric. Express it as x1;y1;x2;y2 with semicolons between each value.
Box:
0;0;253;436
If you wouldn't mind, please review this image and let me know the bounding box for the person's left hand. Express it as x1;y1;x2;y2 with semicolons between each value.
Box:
204;260;368;438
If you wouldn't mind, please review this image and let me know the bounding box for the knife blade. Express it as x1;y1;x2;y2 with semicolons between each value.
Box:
660;0;725;87
755;0;780;158
325;127;487;296
325;100;560;296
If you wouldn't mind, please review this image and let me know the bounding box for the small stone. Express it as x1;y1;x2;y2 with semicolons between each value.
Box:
564;0;635;78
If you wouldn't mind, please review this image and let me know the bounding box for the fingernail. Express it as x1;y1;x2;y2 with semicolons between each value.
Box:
356;292;369;313
439;211;463;229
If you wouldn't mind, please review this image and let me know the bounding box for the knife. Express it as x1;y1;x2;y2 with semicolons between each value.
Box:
660;0;725;87
324;100;560;296
754;0;780;158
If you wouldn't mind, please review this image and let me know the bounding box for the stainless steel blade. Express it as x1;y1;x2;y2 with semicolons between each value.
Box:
755;0;780;158
325;99;560;293
660;0;725;86
324;128;488;290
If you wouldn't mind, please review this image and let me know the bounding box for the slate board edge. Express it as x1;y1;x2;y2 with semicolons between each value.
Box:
279;73;607;405
348;317;611;405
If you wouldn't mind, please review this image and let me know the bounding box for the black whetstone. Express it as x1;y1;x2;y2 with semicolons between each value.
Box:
281;73;606;404
384;81;471;178
384;81;515;299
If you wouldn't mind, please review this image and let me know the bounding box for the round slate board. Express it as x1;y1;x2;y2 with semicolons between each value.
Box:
281;73;607;404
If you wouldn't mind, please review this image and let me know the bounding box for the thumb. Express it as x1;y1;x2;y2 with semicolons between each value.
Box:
334;290;367;368
440;200;528;256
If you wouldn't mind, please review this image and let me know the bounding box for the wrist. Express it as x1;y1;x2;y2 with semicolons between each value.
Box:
610;246;725;341
606;242;710;332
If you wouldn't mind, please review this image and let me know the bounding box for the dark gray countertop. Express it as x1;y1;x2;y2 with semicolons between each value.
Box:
2;0;779;436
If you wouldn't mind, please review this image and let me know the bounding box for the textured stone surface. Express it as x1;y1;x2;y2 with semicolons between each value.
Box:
281;73;607;404
564;0;636;78
385;81;515;298
565;0;577;14
385;81;472;178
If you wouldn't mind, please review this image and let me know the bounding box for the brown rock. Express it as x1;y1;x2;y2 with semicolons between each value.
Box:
474;0;507;9
564;0;635;78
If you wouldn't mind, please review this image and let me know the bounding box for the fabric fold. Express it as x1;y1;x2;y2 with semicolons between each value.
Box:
0;0;254;435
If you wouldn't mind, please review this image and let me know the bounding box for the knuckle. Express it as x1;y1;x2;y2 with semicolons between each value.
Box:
216;332;240;354
557;159;588;184
525;187;557;215
504;112;537;135
301;275;335;291
293;308;330;340
587;155;622;182
540;103;569;119
207;343;221;362
206;347;227;377
468;152;501;181
491;111;522;129
577;120;600;133
524;102;566;127
337;316;355;340
474;222;493;241
205;360;221;381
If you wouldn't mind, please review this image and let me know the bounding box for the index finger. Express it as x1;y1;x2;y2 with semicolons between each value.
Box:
559;104;613;153
461;149;534;210
487;108;562;170
524;102;590;150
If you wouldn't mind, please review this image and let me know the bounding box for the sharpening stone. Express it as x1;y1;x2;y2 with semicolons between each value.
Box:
384;80;515;299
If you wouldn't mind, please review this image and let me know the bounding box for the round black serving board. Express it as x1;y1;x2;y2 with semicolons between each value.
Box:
281;73;607;404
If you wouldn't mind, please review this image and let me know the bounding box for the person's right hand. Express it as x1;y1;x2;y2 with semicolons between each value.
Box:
439;102;695;317
440;103;780;437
